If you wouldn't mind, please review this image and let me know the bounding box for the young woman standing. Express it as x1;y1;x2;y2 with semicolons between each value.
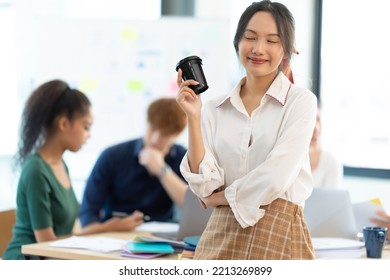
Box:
176;0;317;259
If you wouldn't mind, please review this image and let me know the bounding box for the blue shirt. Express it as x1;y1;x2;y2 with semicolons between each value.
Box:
79;138;187;226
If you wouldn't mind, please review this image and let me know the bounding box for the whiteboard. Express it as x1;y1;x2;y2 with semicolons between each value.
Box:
17;17;233;179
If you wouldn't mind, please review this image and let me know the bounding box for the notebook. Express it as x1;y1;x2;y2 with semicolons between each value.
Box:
352;198;386;234
153;189;213;241
303;188;357;239
124;242;174;254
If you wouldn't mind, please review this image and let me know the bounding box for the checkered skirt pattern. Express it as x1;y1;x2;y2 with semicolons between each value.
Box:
193;198;315;260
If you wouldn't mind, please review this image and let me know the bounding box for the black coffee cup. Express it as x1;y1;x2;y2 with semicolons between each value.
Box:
176;55;208;94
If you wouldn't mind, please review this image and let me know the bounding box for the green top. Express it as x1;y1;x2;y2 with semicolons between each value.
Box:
3;154;79;260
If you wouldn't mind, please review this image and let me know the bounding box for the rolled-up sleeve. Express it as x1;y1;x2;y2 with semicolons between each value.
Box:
180;149;225;197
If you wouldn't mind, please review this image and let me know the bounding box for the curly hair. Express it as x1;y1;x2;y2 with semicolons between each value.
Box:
16;79;91;166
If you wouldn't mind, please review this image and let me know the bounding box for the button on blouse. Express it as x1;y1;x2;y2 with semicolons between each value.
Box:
180;72;317;228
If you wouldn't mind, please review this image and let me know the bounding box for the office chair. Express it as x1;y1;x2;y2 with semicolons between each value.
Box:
0;208;16;258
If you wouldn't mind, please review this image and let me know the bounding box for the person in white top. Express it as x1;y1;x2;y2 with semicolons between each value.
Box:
176;1;317;259
309;106;343;188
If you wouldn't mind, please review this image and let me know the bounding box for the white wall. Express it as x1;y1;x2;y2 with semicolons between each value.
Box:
0;156;18;211
1;0;389;213
344;176;390;212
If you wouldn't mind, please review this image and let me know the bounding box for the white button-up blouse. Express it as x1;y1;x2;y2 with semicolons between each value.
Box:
180;72;318;228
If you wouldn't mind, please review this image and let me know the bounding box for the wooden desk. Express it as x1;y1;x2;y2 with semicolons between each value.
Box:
22;231;179;260
22;232;390;260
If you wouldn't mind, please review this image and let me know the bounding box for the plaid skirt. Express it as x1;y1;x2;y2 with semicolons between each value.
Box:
193;198;315;260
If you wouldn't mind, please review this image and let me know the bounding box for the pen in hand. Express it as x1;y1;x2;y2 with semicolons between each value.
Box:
112;211;151;221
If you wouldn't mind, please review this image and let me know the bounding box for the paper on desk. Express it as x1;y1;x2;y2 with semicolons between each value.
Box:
120;245;166;259
352;198;385;233
315;248;364;259
135;221;179;233
312;237;365;259
49;236;125;253
131;235;185;248
312;237;364;251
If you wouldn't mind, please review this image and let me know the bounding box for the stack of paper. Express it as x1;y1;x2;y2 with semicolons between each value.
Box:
135;221;179;233
49;236;124;253
120;246;166;259
131;235;185;248
353;198;385;234
121;235;177;259
312;237;365;259
178;235;200;260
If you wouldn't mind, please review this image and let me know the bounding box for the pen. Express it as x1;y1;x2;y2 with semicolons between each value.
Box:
112;211;128;217
112;211;151;221
143;215;151;221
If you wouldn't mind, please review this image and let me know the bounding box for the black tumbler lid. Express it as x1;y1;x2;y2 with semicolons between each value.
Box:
176;55;202;72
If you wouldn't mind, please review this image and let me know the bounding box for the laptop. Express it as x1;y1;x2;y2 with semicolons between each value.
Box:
152;189;213;241
303;188;357;239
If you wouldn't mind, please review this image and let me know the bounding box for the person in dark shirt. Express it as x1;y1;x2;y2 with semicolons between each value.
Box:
79;98;188;233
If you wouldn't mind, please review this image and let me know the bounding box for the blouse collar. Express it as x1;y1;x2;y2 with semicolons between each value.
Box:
217;71;292;109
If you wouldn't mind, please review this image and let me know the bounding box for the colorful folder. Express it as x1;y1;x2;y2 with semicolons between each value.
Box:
125;241;174;254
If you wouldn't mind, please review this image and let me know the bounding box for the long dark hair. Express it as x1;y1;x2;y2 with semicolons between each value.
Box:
16;79;91;166
233;0;295;66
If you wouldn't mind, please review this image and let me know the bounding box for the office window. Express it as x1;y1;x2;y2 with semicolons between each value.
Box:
64;0;160;19
0;1;18;155
321;1;390;172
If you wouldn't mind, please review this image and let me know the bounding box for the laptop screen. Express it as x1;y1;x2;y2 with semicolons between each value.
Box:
303;188;357;239
153;189;212;241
